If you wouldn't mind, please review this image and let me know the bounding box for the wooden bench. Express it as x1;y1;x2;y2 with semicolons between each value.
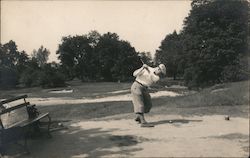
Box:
0;95;51;154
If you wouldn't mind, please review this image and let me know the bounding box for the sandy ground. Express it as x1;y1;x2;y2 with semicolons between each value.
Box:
1;87;249;158
26;90;181;106
5;113;248;158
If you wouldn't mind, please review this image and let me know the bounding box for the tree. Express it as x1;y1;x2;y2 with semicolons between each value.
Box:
32;46;50;67
16;51;29;74
94;32;140;81
0;40;28;88
87;30;101;48
57;31;141;82
39;63;66;88
0;41;65;88
57;34;93;80
181;0;249;87
1;40;19;67
155;31;184;79
138;51;153;66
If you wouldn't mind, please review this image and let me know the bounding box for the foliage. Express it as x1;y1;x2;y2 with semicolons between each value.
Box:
19;62;65;88
94;32;141;81
139;52;153;66
0;67;18;88
32;45;50;67
19;67;40;87
0;41;66;88
155;0;249;88
57;34;92;80
39;63;66;88
155;31;184;79
0;41;27;88
57;31;142;82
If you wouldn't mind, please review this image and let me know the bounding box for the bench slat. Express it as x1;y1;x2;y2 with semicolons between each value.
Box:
4;113;50;129
0;95;28;105
20;113;50;127
0;102;30;115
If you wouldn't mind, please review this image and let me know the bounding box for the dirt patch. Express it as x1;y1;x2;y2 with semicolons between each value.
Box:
1;81;248;157
109;135;138;146
4;114;247;158
208;133;249;140
27;90;181;106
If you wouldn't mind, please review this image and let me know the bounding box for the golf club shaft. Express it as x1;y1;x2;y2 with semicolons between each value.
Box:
140;58;144;65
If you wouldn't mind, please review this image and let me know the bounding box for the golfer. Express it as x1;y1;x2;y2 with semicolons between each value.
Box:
131;63;166;127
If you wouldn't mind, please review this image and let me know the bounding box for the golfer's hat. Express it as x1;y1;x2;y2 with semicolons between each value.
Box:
158;64;166;75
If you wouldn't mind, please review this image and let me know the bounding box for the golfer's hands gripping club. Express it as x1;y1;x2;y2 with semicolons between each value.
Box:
142;64;148;68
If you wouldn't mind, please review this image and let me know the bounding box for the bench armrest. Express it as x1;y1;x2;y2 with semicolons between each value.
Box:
0;95;28;105
0;102;30;115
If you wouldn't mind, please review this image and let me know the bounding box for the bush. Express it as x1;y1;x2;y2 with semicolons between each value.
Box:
19;67;40;87
183;67;200;88
39;64;66;88
0;67;18;89
19;64;66;88
220;56;249;82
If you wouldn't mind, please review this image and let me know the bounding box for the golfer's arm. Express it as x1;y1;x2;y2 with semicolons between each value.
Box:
151;74;160;83
133;67;145;77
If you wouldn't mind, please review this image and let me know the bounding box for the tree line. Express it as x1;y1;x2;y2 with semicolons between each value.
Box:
155;0;249;87
57;31;149;82
0;0;248;89
0;41;65;88
0;31;151;89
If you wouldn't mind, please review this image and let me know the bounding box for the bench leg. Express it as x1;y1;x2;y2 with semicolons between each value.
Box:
13;135;30;155
23;135;30;154
0;131;5;155
16;129;30;155
0;141;6;156
47;115;52;138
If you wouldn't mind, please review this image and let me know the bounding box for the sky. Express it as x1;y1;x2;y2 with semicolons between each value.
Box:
1;1;191;62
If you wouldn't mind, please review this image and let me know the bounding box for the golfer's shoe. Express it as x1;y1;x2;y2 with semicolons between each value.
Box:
135;117;141;124
140;122;154;128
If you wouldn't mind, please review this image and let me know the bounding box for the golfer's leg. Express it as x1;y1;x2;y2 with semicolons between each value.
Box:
132;93;145;113
131;82;145;113
143;91;152;113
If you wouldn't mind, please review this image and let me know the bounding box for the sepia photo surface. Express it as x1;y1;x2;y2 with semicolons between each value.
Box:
0;0;249;157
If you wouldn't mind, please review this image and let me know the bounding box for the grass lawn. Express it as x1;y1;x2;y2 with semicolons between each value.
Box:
0;80;249;157
0;80;248;120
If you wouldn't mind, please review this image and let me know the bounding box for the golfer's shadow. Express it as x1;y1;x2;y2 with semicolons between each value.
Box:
150;119;202;126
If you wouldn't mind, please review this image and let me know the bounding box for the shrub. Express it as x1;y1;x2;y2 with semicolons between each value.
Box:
0;67;18;88
39;64;66;88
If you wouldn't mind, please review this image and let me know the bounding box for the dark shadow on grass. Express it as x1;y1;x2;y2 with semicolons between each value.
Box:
37;99;249;121
38;101;134;120
205;133;249;154
207;133;249;140
150;119;202;126
6;122;145;158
